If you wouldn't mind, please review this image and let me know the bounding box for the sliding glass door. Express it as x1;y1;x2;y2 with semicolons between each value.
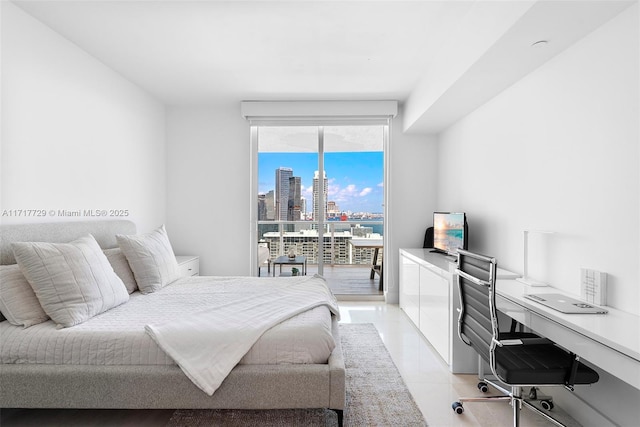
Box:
253;123;386;295
256;126;320;273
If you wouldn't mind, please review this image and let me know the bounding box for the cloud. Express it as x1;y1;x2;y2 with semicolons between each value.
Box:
343;184;358;195
307;181;381;212
359;187;372;197
328;184;374;201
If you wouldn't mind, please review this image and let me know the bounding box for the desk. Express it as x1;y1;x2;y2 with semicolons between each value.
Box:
272;255;307;277
349;238;383;290
496;280;640;391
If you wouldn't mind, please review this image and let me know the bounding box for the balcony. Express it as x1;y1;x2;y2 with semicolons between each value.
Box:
258;220;383;298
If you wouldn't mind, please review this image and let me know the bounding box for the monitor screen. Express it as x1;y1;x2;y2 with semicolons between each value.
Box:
433;212;467;255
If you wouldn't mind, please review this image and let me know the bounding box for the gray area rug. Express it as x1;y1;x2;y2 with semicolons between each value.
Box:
167;323;427;426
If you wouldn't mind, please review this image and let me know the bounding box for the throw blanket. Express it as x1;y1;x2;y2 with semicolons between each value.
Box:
145;274;339;395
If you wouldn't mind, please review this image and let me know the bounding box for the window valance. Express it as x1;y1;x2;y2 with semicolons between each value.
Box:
240;101;397;126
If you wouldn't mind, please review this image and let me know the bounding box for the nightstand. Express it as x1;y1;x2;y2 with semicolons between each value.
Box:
176;255;200;277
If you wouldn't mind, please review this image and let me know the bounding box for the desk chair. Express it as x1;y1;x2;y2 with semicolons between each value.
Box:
370;248;383;292
257;243;270;277
452;249;599;427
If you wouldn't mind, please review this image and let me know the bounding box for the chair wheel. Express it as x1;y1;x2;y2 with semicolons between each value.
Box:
541;400;554;411
477;382;489;393
452;401;464;414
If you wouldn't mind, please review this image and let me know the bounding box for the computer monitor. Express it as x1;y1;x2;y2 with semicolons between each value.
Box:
432;212;468;256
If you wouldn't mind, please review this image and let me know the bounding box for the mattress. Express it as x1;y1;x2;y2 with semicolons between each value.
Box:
0;276;336;366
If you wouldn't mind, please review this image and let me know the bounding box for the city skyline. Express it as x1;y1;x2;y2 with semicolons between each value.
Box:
258;152;384;213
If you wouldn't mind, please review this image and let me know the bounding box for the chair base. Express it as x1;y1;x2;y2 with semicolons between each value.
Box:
452;380;567;427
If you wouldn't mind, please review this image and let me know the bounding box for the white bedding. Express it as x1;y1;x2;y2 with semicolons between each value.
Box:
0;275;336;367
146;273;339;395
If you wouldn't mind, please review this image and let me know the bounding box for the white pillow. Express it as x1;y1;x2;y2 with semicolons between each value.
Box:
116;225;180;294
103;248;138;294
0;264;49;327
12;234;129;328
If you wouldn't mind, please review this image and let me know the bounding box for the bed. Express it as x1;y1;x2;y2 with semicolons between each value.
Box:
0;220;346;425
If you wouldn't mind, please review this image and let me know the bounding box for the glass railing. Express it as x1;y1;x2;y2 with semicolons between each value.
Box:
258;220;383;266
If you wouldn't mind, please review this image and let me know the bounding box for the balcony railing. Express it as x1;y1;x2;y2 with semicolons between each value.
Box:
258;220;383;266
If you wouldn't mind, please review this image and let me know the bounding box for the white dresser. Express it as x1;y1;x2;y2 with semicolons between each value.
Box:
399;248;519;373
176;255;200;277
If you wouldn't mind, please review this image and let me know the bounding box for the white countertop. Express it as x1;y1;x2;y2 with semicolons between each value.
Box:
399;248;521;279
496;279;640;364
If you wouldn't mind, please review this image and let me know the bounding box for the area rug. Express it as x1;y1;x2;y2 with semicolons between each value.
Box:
166;323;427;426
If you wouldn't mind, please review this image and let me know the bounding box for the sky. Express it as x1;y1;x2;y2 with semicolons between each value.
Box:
259;152;384;213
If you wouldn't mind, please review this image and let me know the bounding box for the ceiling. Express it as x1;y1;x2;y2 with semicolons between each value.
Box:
12;0;475;104
10;0;636;132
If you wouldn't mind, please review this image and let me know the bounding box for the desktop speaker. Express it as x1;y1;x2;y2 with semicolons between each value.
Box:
423;227;434;248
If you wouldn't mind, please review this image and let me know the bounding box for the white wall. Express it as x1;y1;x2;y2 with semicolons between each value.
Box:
436;5;639;426
1;2;166;233
165;106;438;289
165;104;251;275
438;4;639;315
386;115;438;303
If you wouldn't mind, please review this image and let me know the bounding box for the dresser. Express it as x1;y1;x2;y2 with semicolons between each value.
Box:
176;255;200;277
399;248;519;373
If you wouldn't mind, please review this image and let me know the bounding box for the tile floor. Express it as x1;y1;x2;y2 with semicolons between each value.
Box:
338;301;581;427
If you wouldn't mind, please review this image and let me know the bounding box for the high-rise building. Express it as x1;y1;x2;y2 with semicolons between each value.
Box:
313;170;328;221
288;176;301;221
258;190;275;221
264;190;275;220
275;167;293;221
257;194;267;220
327;201;339;218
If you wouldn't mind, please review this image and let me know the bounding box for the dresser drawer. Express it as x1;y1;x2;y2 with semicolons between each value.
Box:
176;256;199;277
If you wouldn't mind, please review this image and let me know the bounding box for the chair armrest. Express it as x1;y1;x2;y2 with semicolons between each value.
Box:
565;353;581;389
498;331;553;346
519;337;554;345
495;337;554;346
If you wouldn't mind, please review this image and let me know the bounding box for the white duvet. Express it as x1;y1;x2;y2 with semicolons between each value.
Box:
145;274;339;395
0;275;338;379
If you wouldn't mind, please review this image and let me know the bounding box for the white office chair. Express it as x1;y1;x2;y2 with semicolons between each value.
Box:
257;244;270;277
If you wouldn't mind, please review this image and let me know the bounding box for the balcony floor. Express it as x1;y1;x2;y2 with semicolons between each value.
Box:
305;265;383;298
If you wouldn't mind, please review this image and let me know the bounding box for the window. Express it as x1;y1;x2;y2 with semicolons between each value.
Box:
243;101;395;294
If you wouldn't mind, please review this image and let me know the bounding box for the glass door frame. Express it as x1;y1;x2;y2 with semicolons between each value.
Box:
249;119;391;292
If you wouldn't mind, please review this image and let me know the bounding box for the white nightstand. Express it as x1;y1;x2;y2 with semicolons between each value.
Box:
176;255;200;277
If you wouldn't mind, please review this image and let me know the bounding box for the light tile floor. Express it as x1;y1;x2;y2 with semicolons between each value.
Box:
338;301;581;427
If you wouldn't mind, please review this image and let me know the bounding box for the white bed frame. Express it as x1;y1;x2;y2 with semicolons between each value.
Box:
0;220;345;425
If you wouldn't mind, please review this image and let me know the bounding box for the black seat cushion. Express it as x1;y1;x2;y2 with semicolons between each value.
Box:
495;343;600;385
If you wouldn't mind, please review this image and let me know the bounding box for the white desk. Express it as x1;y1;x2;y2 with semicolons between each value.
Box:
496;280;640;391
